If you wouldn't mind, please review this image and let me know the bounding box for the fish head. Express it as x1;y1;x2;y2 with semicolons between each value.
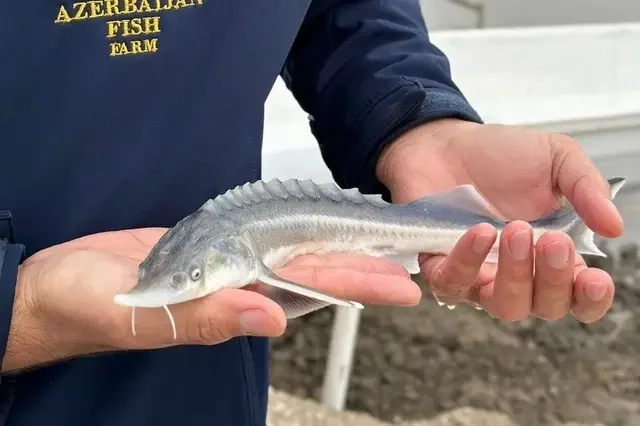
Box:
114;209;253;308
200;236;261;291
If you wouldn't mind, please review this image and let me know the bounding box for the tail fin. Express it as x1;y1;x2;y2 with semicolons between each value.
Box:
566;177;626;258
567;221;607;257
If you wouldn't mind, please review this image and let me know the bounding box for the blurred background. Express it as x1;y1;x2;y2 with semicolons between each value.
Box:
420;0;640;30
262;2;640;425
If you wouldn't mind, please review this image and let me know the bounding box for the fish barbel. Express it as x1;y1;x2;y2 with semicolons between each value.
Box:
114;177;626;339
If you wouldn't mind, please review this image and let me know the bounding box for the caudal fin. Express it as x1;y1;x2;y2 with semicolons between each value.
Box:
563;177;626;257
567;221;607;257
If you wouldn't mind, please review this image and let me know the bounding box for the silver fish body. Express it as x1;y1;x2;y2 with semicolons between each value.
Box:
114;176;626;329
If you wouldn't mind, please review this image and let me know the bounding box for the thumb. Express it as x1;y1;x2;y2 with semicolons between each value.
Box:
185;289;287;343
550;134;624;238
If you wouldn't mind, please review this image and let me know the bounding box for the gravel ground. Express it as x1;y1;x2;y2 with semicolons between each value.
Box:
266;387;604;426
269;189;640;426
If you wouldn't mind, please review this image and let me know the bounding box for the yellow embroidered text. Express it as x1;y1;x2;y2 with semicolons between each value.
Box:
110;38;159;56
54;0;205;57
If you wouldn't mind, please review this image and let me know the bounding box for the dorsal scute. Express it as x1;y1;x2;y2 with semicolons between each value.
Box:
335;186;388;207
210;178;390;211
315;182;343;202
223;187;245;208
240;182;263;204
200;198;223;215
297;179;321;200
265;179;290;199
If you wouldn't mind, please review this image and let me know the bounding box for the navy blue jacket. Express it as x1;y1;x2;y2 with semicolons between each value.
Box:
0;0;481;424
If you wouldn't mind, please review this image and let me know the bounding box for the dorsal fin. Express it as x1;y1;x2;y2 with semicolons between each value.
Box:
410;184;502;220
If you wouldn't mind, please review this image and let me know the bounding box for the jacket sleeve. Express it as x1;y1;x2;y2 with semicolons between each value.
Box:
281;0;483;198
0;239;22;420
0;239;24;372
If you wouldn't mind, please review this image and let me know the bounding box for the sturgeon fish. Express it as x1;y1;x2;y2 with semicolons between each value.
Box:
114;177;626;339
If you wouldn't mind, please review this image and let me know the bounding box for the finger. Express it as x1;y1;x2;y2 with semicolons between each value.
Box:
191;289;287;339
285;253;410;277
420;223;497;304
485;220;534;321
550;134;623;238
571;267;615;323
277;264;422;306
124;288;287;347
531;231;575;320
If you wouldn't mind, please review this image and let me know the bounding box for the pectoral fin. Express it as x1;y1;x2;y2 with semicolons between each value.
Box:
258;265;363;319
264;288;334;319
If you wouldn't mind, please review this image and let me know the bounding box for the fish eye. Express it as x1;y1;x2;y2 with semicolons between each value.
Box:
190;268;202;281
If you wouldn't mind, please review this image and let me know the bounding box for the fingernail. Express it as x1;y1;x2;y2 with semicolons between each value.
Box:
544;241;570;269
584;282;607;302
240;310;273;335
508;229;531;260
472;233;495;254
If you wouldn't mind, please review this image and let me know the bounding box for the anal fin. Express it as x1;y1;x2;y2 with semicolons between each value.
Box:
384;253;420;274
484;246;500;264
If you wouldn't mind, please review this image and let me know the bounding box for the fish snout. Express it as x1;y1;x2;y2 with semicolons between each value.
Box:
113;275;198;308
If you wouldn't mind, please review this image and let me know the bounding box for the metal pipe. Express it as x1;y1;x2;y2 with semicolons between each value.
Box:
320;306;362;410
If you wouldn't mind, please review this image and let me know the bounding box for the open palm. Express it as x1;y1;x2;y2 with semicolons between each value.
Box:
19;227;421;358
378;119;623;323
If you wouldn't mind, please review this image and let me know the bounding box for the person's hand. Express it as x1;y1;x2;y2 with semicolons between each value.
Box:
376;118;624;323
6;228;420;372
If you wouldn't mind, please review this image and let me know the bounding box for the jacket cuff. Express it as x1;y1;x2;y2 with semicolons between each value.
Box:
0;241;25;370
370;86;483;201
315;78;483;200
